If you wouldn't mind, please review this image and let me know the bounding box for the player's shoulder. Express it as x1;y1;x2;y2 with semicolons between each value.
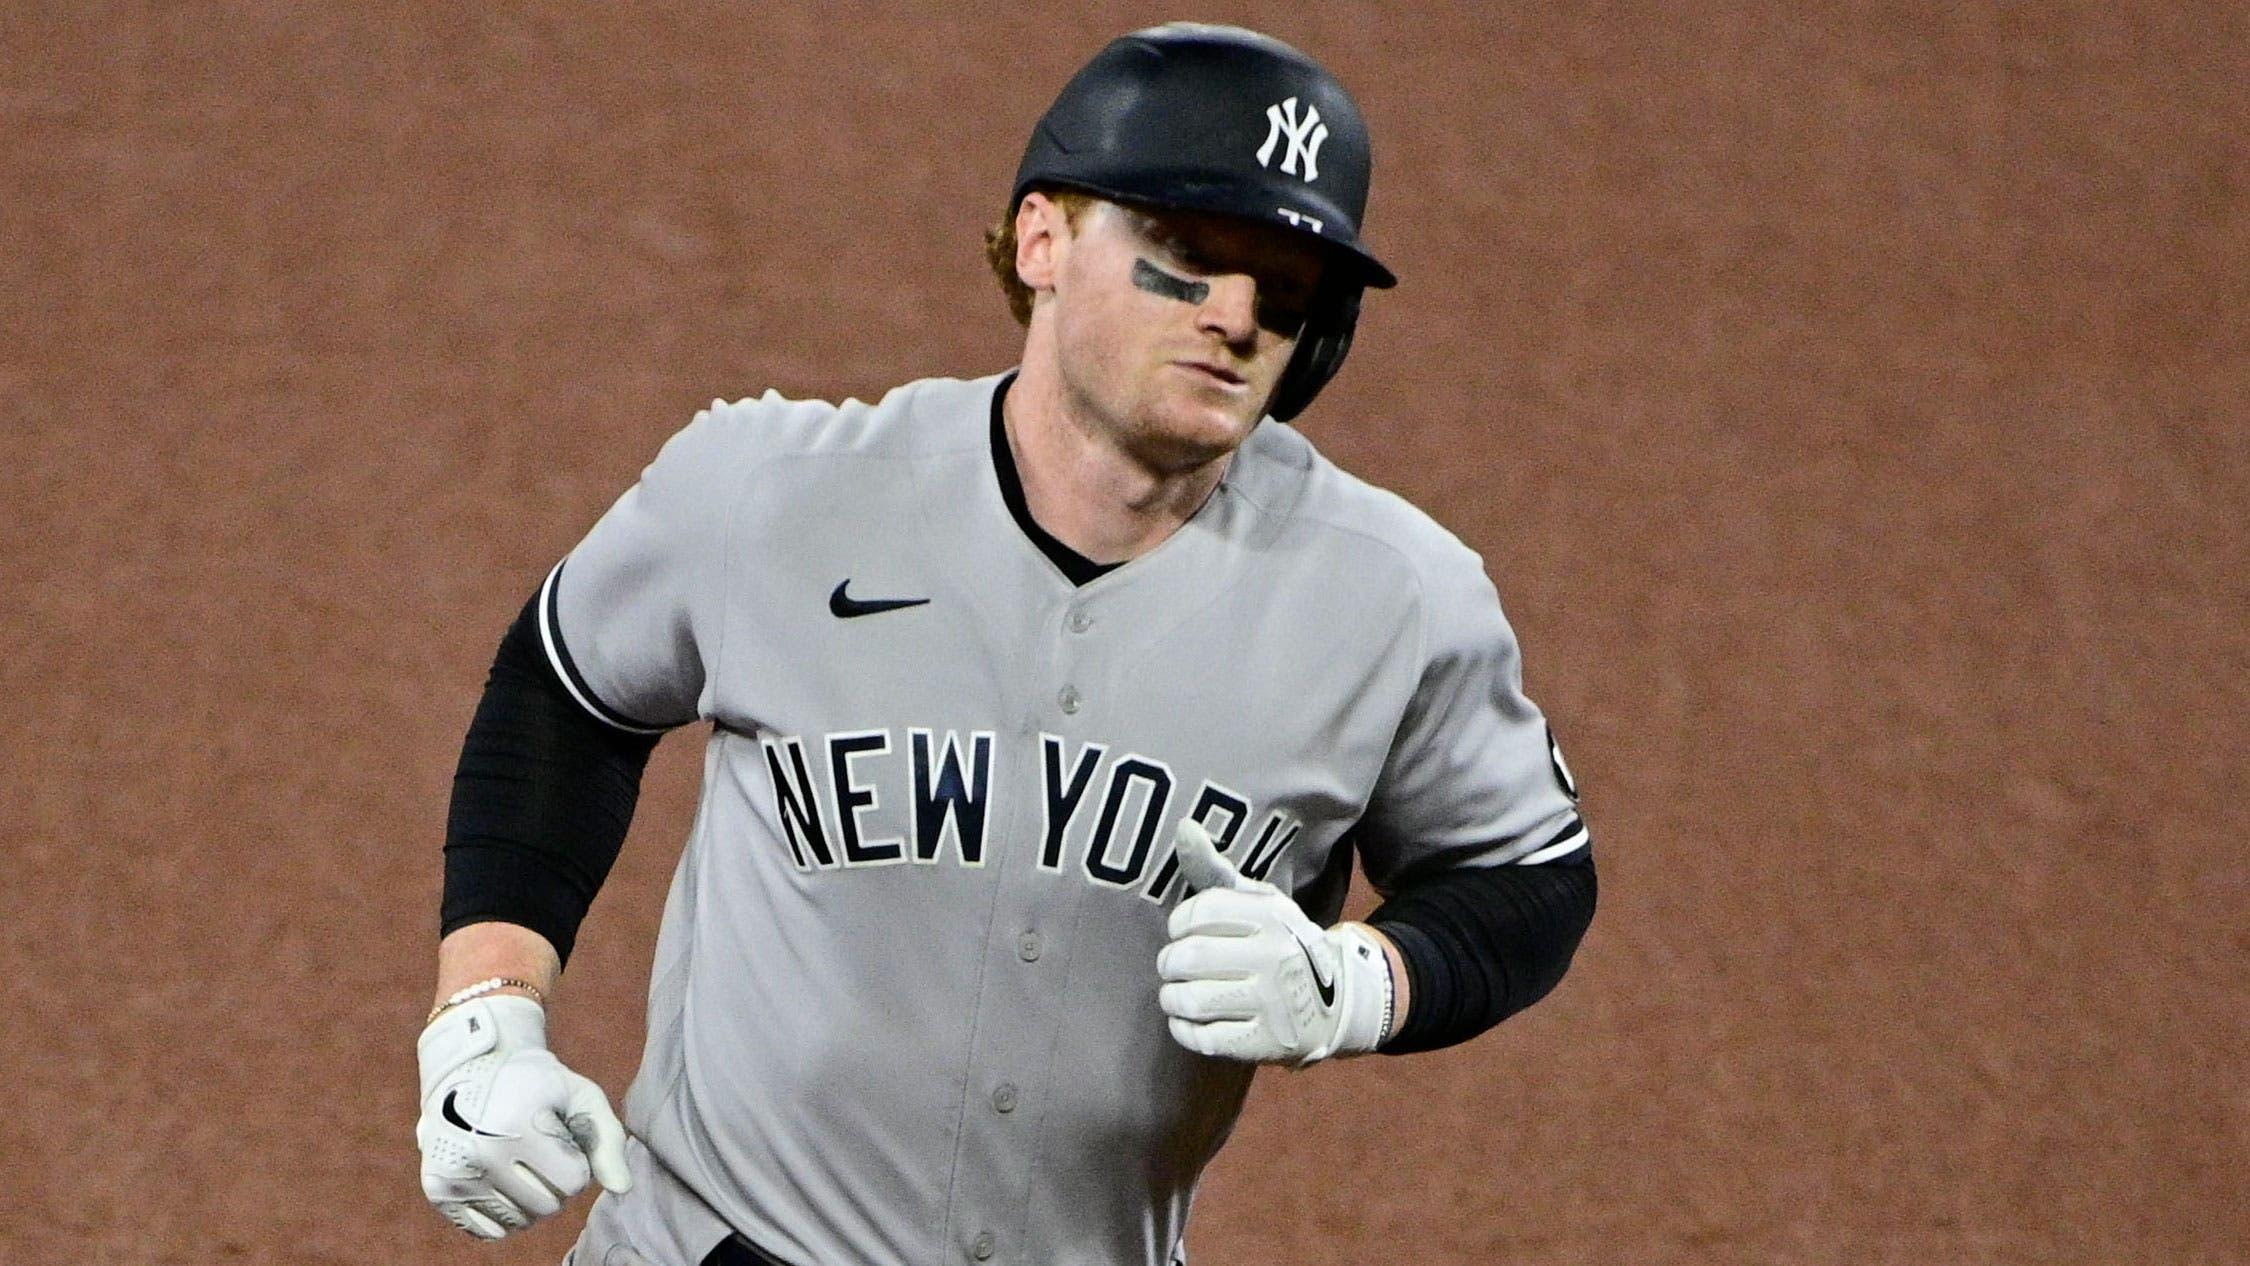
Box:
1235;422;1498;613
678;372;998;464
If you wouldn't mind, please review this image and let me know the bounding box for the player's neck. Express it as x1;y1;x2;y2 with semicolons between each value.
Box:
1003;362;1232;566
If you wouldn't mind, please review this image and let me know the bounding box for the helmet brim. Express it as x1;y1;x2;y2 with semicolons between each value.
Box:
1014;174;1397;290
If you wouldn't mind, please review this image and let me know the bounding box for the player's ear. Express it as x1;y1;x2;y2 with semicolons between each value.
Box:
1014;192;1069;294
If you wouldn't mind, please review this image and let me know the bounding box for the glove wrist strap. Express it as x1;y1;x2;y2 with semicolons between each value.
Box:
1328;923;1397;1059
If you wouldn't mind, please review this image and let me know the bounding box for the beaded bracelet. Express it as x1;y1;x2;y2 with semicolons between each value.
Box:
426;976;547;1026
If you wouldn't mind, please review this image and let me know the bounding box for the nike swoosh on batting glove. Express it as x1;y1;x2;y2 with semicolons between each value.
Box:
415;995;632;1240
1155;820;1393;1067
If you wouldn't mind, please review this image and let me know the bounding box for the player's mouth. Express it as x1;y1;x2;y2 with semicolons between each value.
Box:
1175;360;1247;390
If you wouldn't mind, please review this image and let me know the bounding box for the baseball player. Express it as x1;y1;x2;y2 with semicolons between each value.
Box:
417;24;1596;1266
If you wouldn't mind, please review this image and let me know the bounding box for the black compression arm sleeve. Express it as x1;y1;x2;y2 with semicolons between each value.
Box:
1367;853;1597;1055
441;591;662;964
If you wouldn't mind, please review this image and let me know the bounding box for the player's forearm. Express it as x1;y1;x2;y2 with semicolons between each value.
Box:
1367;858;1597;1054
441;588;663;965
433;920;563;1011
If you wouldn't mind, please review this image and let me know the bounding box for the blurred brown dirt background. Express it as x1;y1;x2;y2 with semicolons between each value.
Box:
4;3;2243;1263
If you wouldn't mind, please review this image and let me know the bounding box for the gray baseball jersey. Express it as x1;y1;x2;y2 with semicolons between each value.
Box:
547;372;1586;1266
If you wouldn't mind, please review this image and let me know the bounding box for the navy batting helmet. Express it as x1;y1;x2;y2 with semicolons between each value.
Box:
1012;23;1394;421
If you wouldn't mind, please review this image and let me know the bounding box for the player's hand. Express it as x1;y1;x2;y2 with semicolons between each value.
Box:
415;995;632;1240
1156;820;1393;1066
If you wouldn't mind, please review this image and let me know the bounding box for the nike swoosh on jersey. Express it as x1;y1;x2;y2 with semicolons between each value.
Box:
441;1088;518;1139
830;580;932;618
1291;930;1337;1007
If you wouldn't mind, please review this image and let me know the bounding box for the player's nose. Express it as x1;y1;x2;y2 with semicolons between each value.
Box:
1194;274;1259;344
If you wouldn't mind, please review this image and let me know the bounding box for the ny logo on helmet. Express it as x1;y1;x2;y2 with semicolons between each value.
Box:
1256;96;1328;183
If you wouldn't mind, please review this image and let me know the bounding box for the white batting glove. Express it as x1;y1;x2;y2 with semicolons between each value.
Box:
415;995;632;1240
1156;820;1394;1067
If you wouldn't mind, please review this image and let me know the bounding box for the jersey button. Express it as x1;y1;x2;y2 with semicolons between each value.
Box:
1057;685;1081;715
992;1083;1019;1113
1017;932;1043;961
1066;609;1093;633
971;1231;996;1260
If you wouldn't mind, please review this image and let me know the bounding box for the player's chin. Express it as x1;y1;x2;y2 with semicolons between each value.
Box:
1146;375;1266;452
1135;403;1259;471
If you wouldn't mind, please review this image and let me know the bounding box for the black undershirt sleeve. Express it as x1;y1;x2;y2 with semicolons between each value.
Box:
440;590;662;965
1366;848;1598;1055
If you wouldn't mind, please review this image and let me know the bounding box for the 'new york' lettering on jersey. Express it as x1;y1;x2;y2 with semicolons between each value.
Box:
757;726;1304;895
542;373;1587;1266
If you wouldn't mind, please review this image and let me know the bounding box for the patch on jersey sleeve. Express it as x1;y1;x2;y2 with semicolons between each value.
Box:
1546;723;1579;802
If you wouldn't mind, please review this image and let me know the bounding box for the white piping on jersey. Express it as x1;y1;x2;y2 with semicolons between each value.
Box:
537;559;672;735
1516;817;1591;865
